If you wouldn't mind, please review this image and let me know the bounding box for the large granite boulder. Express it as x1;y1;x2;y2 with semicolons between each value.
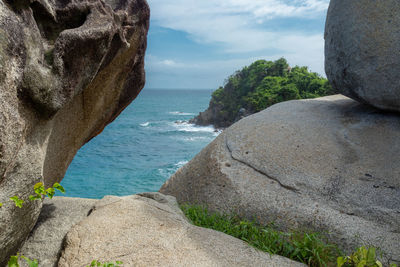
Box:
56;193;303;267
161;95;400;263
0;0;149;264
325;0;400;112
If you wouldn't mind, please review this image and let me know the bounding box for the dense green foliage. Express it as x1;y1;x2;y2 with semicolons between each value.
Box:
209;58;336;126
181;204;340;267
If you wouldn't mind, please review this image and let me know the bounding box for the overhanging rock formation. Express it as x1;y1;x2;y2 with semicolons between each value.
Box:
0;0;149;264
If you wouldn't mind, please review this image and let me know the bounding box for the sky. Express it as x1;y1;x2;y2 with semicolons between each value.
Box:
145;0;330;89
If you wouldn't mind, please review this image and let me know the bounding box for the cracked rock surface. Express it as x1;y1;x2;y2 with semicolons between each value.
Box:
0;0;149;264
55;193;303;267
160;95;400;263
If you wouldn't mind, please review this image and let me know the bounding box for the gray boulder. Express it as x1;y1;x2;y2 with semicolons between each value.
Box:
57;193;304;267
325;0;400;111
161;95;400;263
0;0;149;264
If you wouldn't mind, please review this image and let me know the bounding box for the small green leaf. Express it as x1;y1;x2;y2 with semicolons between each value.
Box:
33;182;43;191
10;196;24;208
7;255;19;267
21;255;38;267
53;183;65;193
29;194;42;201
0;202;3;208
337;256;346;267
46;188;55;199
116;261;123;264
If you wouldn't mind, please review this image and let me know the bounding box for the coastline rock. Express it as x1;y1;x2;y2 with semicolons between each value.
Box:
325;0;400;111
0;0;149;264
19;197;97;267
58;193;304;267
161;95;400;263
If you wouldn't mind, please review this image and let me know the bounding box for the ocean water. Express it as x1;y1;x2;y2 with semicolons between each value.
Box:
60;89;218;199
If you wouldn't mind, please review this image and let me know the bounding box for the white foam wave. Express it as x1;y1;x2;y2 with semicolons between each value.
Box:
169;111;196;116
140;122;150;127
172;121;217;133
175;160;189;167
182;136;209;142
157;160;189;179
213;129;223;136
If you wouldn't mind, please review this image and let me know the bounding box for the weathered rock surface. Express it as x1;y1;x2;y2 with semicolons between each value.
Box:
19;197;97;267
0;0;149;264
57;193;303;267
161;95;400;263
325;0;400;112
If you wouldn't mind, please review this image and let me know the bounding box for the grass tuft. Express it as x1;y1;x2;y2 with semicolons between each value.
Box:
181;204;341;267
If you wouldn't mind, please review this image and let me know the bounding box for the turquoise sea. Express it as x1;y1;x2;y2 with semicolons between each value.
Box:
61;89;218;199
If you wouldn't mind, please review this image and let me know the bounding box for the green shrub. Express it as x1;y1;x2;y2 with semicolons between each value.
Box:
181;204;340;267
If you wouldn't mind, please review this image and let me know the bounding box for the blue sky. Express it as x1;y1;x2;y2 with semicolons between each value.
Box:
145;0;330;89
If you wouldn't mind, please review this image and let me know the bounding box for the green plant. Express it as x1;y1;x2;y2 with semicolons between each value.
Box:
7;253;38;267
337;246;398;267
2;182;65;209
181;204;340;267
87;260;123;267
10;196;24;208
29;182;65;201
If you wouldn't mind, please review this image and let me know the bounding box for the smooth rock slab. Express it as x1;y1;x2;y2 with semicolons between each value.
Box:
161;95;400;263
325;0;400;111
58;193;303;267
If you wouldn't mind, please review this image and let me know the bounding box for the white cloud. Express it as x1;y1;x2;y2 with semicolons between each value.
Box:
148;0;329;50
146;0;329;87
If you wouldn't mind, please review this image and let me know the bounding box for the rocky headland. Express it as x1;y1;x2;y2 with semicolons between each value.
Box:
190;58;335;129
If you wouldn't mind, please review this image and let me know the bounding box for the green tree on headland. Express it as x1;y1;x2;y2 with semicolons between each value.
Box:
192;58;336;128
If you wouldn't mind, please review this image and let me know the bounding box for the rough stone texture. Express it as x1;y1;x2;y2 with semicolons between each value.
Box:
325;0;400;112
19;197;97;267
161;95;400;264
0;0;149;264
58;193;304;267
